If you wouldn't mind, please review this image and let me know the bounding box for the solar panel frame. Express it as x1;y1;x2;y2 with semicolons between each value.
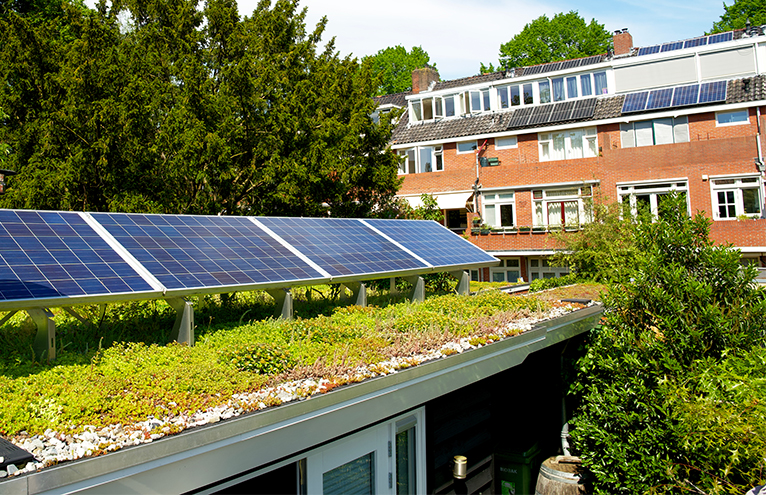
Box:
579;55;603;67
571;98;597;120
684;37;707;49
698;80;727;103
508;107;534;128
527;104;555;126
661;41;684;52
707;31;733;44
638;45;661;56
621;92;649;113
523;65;544;75
671;84;700;107
550;101;576;123
646;88;674;110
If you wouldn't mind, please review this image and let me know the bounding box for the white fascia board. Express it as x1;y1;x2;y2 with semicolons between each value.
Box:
708;172;763;179
489;250;559;256
738;247;766;253
481;179;599;193
397;189;473;199
616;177;688;186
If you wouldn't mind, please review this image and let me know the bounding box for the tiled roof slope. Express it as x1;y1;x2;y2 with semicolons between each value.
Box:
374;92;410;107
389;76;766;146
432;72;507;91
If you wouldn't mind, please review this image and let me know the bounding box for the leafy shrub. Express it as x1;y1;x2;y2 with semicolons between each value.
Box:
528;273;579;292
223;343;296;374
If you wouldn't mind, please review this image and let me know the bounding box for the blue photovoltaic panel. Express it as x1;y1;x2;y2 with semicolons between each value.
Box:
684;37;707;49
258;217;427;277
646;88;674;110
661;41;684;52
672;84;699;106
621;92;649;113
0;210;153;303
707;31;733;44
699;80;727;103
638;45;661;56
93;213;324;290
364;219;498;268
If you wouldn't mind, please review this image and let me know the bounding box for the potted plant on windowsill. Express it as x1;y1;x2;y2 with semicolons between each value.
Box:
518;226;531;234
472;216;482;227
532;226;546;233
480;224;491;235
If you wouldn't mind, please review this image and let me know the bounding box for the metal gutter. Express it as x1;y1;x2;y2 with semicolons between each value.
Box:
2;305;602;495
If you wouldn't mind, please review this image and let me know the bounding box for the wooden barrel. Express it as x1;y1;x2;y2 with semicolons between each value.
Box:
535;456;587;495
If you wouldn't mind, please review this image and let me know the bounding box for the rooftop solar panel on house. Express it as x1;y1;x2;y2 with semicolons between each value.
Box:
559;59;580;70
638;45;661;56
671;84;699;106
550;101;576;123
646;88;674;110
523;65;544;75
94;213;325;291
579;55;603;67
661;41;684;52
540;62;561;74
707;31;733;44
257;217;427;278
362;219;498;268
0;210;155;304
527;104;555;126
698;80;727;103
570;98;597;120
684;37;707;49
508;107;534;128
621;92;649;113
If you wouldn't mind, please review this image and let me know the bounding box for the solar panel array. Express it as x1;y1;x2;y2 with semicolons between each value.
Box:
521;55;602;76
507;98;596;129
636;31;734;57
621;81;728;113
0;211;498;308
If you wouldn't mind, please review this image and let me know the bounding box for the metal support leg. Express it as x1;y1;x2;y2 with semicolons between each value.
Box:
343;282;367;307
28;308;56;362
390;277;398;295
405;276;425;303
167;298;194;346
267;288;293;320
450;270;470;295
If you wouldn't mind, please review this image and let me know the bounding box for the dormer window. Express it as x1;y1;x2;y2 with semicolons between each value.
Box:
498;84;533;109
469;90;490;113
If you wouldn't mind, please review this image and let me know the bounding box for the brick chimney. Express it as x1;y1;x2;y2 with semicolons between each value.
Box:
613;28;633;56
412;66;439;94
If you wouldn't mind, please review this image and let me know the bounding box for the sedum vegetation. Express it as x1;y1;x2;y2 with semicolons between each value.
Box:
563;195;766;494
0;287;552;438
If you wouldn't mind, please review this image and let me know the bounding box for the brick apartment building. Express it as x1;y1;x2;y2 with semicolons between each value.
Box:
376;26;766;283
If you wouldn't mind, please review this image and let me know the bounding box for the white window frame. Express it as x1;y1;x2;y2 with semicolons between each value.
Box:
457;140;478;154
306;409;426;495
538;127;597;161
483;191;516;229
716;109;750;126
490;258;522;283
710;175;763;220
528;257;569;281
398;146;443;174
621;117;689;148
495;136;518;149
617;180;690;217
532;186;593;228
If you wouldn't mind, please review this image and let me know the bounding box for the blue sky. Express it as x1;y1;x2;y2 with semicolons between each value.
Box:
237;0;730;80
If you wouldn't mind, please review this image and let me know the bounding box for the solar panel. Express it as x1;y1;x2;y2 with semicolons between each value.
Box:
0;210;155;304
362;219;497;268
527;104;555;126
646;88;674;110
579;55;603;67
661;41;684;52
258;217;427;278
671;84;699;106
684;37;707;49
550;101;575;123
559;59;580;70
621;92;649;113
524;65;544;75
707;31;733;44
94;213;325;291
571;98;597;120
698;80;727;103
638;45;661;56
540;62;561;74
508;107;534;128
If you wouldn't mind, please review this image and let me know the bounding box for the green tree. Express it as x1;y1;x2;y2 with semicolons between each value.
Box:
486;11;612;71
710;0;766;33
363;45;432;96
569;194;766;493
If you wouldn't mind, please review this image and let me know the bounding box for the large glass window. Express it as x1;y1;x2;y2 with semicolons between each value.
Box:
620;117;689;147
483;192;515;229
716;109;749;126
490;258;521;283
539;81;551;104
617;180;689;218
528;257;569;281
398;146;443;174
710;176;762;219
532;186;593;228
552;77;565;102
593;72;608;95
539;127;597;161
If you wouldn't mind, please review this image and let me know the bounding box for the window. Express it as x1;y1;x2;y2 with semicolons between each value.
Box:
566;77;578;99
617;180;689;218
529;257;569;281
490;258;521;283
593;72;608;95
620;117;689;147
539;127;597;161
538;72;608;106
580;74;593;96
457;141;477;154
468;89;490;113
710;176;762;219
539;81;551;104
444;95;456;117
306;410;425;495
483;192;515;229
409;97;448;122
398;146;443;174
498;84;534;108
716;109;749;126
532;186;593;227
495;136;518;149
552;77;566;102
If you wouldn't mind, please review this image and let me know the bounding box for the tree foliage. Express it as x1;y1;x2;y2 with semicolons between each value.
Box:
710;0;766;33
0;0;402;217
363;45;432;96
569;194;766;493
486;11;612;72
